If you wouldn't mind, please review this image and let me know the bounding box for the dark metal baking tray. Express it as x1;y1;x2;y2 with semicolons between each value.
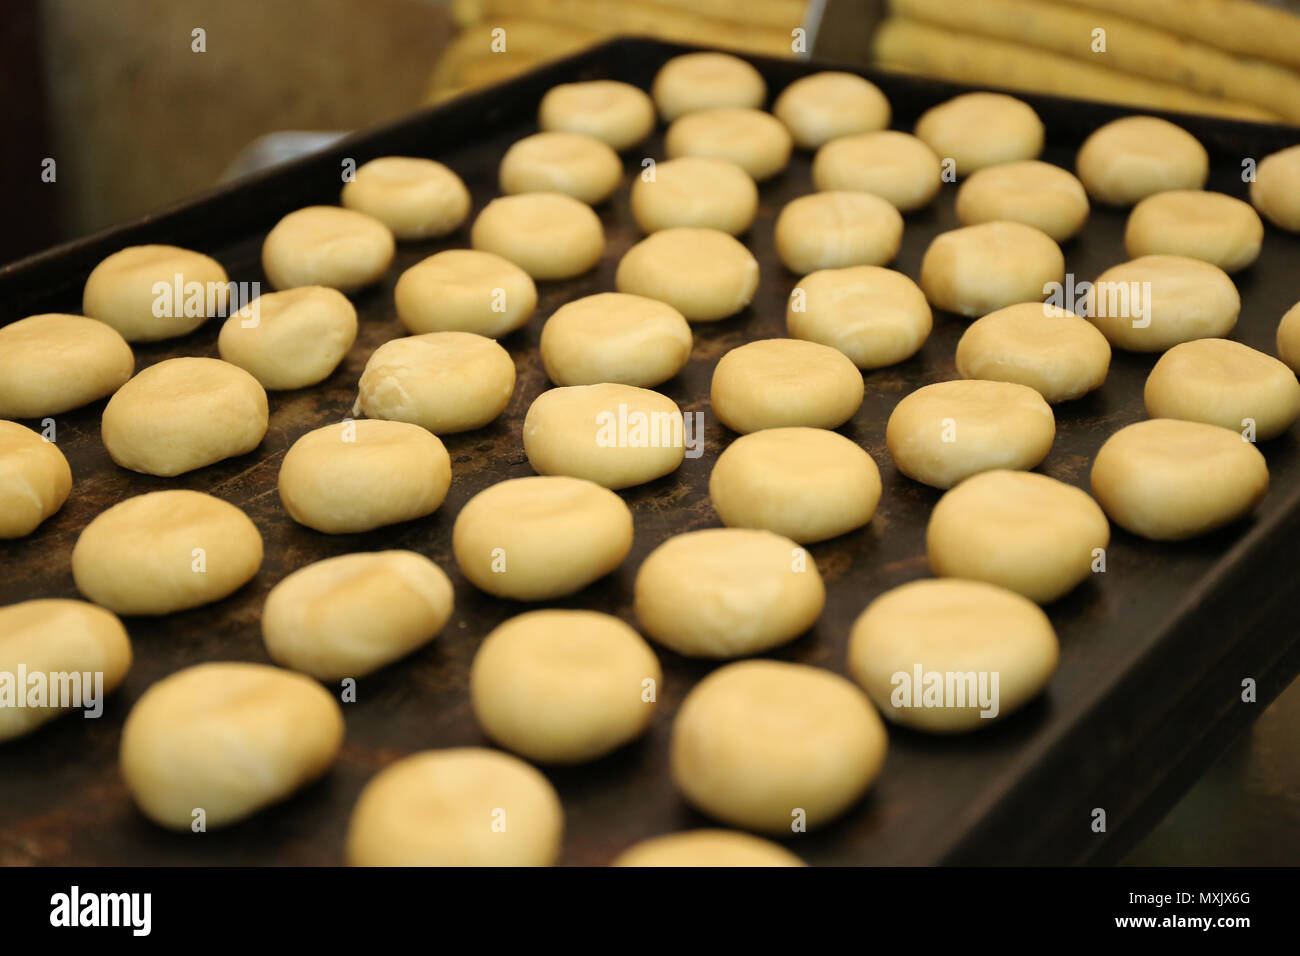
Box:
3;37;1300;866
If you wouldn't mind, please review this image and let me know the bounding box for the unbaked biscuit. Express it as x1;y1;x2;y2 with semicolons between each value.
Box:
499;132;623;205
711;338;864;434
471;192;604;279
83;244;230;341
261;206;395;292
774;191;903;274
539;292;693;387
1084;255;1239;352
539;79;656;151
664;107;792;182
394;249;537;338
0;315;134;418
630;157;758;235
914;92;1044;176
1251;144;1300;232
652;51;766;121
773;71;890;149
612;830;805;867
955;160;1089;242
340;156;471;240
217;287;357;390
919;221;1064;317
1278;301;1300;374
1125;190;1264;273
0;420;72;539
811;130;942;211
787;265;932;369
1076;116;1208;206
616;228;759;322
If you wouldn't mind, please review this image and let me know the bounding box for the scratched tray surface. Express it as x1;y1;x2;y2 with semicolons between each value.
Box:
3;40;1300;866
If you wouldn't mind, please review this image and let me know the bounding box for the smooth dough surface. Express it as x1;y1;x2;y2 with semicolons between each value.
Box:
539;79;656;151
612;830;805;867
955;160;1090;241
499;132;623;205
774;191;903;274
773;71;890;149
616;228;759;322
1251;144;1300;232
664;108;792;182
920;221;1064;317
83;244;229;341
0;421;72;539
0;314;134;418
1278;301;1300;374
340;156;471;240
539;292;693;387
711;338;864;434
787;266;931;369
914;92;1044;175
634;528;825;658
1090;418;1269;540
1085;255;1240;352
670;660;887;832
394;249;537;338
470;192;604;280
261;206;395;292
218;287;357;390
630;157;758;235
651;51;766;121
1125;190;1264;273
1076;116;1209;206
811;130;941;211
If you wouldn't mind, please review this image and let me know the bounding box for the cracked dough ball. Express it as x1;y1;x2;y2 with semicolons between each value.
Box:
72;490;262;615
1090;418;1269;540
539;79;655;151
787;266;931;369
774;191;903;274
394;249;536;338
652;51;766;121
471;192;604;279
634;528;825;658
470;610;661;764
616;227;758;322
711;338;864;434
0;421;72;539
915;92;1044;176
955;160;1089;242
83;244;229;342
101;357;268;476
811;130;941;211
499;132;623;205
773;71;890;149
217;287;357;390
665;107;792;182
1084;255;1239;352
630;157;758;235
612;830;805;867
670;660;886;832
0;314;134;418
1076;116;1208;206
340;156;470;240
540;292;692;387
1125;190;1264;273
1251;144;1300;232
1278;301;1300;374
920;221;1064;317
261;206;395;292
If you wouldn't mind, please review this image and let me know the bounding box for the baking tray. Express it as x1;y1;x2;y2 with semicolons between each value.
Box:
3;37;1300;867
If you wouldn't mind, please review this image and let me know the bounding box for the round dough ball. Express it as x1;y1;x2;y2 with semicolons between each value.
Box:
217;286;357;390
72;490;263;615
670;660;886;832
453;475;633;601
927;470;1110;603
915;92;1044;176
0;599;131;742
1091;419;1268;540
1251;144;1300;232
848;579;1059;733
955;302;1111;403
101;357;267;476
710;427;881;543
1278;300;1300;374
1144;337;1300;440
1084;255;1239;352
774;191;903;274
1076;116;1208;206
955;160;1090;242
470;192;604;280
886;380;1056;489
394;249;536;338
787;266;931;369
664;107;792;182
120;662;343;829
773;71;890;149
616;228;758;322
0;421;72;539
499;132;623;205
346;748;563;866
540;292;692;387
261;206;395;292
634;528;825;658
278;419;451;534
811;130;941;212
612;830;805;867
630;157;758;235
711;338;864;434
83;244;229;342
0;314;134;418
340;156;470;240
1125;190;1264;273
470;610;661;764
523;383;686;489
920;221;1064;317
651;51;766;121
539;79;656;151
262;550;454;680
356;331;515;434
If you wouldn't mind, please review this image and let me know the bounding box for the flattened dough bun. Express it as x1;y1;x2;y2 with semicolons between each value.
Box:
1278;301;1300;374
848;579;1059;733
72;490;262;615
774;191;903;274
630;157;758;235
0;314;134;418
83;244;229;342
811;130;941;212
711;338;864;434
634;528;825;658
886;380;1055;489
920;221;1064;317
346;748;563;866
356;331;515;434
1091;419;1269;540
278;420;451;534
340;156;470;240
470;610;661;764
394;249;536;338
927;470;1110;603
652;51;766;121
1251;144;1300;232
499;132;623;205
0;599;131;742
612;830;805;867
0;421;72;539
773;71;890;149
709;428;882;544
261;205;395;292
955;302;1111;403
471;192;604;279
523;383;685;489
120;662;343;829
664;107;792;182
1085;255;1239;352
539;292;692;387
670;660;887;832
262;550;454;680
217;286;357;390
955;160;1090;242
1125;190;1264;273
539;79;655;151
101;357;268;476
453;475;633;601
1144;338;1300;440
914;92;1044;176
787;266;931;369
1076;116;1208;206
616;228;758;322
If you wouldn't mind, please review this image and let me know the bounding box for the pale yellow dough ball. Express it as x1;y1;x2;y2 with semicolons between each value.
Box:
499;132;623;205
616;227;759;322
787;266;931;369
773;71;890;149
340;156;470;240
539;79;656;151
0;420;72;539
612;830;805;867
218;287;357;390
539;292;693;387
774;191;903;274
1076;116;1208;206
470;192;604;279
914;92;1044;176
920;221;1064;317
811;130;941;212
1251;144;1300;232
1278;301;1300;374
955;160;1090;242
1084;255;1240;352
0;315;134;418
651;51;766;121
711;338;864;434
665;107;792;182
83;244;230;342
630;157;758;235
394;249;536;338
261;206;395;292
1125;190;1264;273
